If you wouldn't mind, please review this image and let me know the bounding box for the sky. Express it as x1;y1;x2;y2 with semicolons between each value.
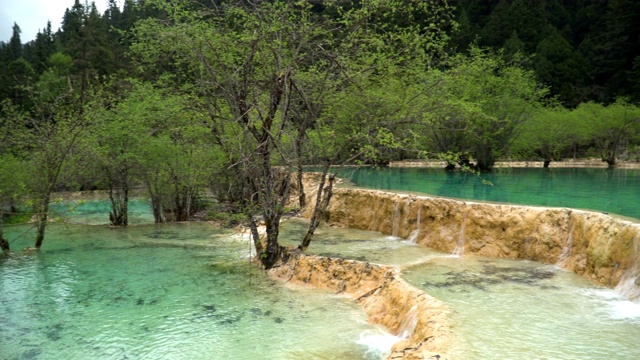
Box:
0;0;109;43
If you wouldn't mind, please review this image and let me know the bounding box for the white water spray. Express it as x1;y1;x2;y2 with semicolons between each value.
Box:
392;202;402;238
614;235;640;301
556;219;575;268
407;206;422;243
452;211;467;257
397;305;419;339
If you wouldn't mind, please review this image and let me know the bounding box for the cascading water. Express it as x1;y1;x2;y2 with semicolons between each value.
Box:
397;305;420;339
391;201;402;238
407;206;422;243
556;217;575;268
452;211;467;257
614;235;640;301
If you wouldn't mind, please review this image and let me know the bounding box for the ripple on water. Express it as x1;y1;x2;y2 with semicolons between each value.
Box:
0;223;393;360
402;256;640;360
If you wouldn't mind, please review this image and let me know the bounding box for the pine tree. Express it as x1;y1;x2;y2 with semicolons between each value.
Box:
33;21;56;74
8;23;22;62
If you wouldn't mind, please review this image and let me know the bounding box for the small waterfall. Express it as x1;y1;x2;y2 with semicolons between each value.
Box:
556;219;575;268
391;201;402;238
407;206;422;243
615;236;640;301
397;305;419;339
452;211;467;257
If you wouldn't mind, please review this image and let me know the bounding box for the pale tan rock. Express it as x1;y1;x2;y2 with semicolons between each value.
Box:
269;253;451;360
289;173;640;358
300;185;640;299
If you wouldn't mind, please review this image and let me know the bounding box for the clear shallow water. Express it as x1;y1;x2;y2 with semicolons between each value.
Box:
334;167;640;220
48;197;155;225
5;201;640;359
402;256;640;360
279;218;438;267
0;223;390;360
282;219;640;360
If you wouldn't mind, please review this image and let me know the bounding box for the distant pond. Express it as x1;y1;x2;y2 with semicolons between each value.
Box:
332;167;640;220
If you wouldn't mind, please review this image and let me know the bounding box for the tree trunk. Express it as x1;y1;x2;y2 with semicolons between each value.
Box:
253;71;289;269
300;164;334;251
295;126;306;208
34;195;51;249
0;212;9;254
297;163;306;208
150;193;164;223
145;176;165;223
108;186;129;226
0;205;11;254
0;236;9;254
172;186;193;222
603;157;617;167
474;146;495;172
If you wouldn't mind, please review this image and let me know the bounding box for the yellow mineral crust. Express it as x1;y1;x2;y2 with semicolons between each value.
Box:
269;253;451;359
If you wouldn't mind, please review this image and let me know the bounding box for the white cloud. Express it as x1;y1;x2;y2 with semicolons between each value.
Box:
0;0;109;43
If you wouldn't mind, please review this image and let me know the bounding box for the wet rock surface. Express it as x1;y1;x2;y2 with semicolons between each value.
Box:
289;173;640;358
269;253;451;359
300;184;640;299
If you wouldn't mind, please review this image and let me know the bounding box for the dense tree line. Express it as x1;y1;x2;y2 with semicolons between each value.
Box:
1;0;639;265
450;0;640;107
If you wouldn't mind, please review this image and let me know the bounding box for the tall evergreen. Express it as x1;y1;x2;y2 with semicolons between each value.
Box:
33;22;56;74
8;23;22;62
451;0;640;105
60;1;114;99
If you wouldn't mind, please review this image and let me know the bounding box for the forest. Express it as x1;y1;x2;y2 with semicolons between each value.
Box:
1;0;639;266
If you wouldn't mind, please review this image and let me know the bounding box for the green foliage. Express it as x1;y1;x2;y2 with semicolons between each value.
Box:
452;0;640;105
417;48;548;170
573;99;640;165
513;107;583;163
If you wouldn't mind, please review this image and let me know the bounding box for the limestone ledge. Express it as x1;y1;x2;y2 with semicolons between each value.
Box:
269;253;451;359
300;186;640;300
389;159;640;168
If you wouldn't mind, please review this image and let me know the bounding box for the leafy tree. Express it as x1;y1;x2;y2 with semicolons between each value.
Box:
0;102;28;254
0;46;88;249
84;83;150;226
594;0;640;102
420;48;548;171
514;107;585;167
61;0;114;98
130;0;455;267
575;100;640;167
534;26;587;106
5;57;35;107
33;22;56;74
129;86;219;223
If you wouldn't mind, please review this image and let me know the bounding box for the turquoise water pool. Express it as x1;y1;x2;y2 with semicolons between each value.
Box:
0;223;390;360
334;167;640;220
48;197;155;225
